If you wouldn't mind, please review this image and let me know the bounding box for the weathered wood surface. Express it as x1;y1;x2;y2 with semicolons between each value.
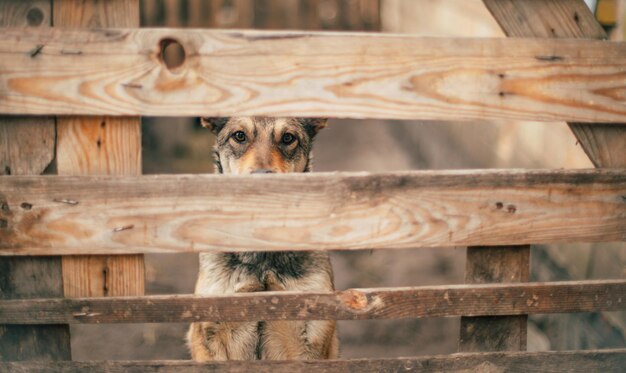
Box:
140;0;381;31
483;0;626;168
1;350;625;373
459;246;530;352
0;0;70;362
569;123;626;167
2;28;626;122
53;0;145;299
0;280;623;324
0;169;624;255
483;0;606;39
0;118;55;177
0;257;71;361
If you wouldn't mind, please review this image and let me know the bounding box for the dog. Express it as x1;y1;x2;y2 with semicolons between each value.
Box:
187;117;339;361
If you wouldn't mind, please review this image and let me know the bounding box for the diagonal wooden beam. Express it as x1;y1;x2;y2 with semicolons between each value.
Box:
483;0;626;168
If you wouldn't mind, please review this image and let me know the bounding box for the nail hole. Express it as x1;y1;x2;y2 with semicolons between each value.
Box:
26;7;44;27
159;38;186;72
20;202;33;210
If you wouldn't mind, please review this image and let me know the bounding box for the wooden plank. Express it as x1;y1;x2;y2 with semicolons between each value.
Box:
1;350;625;373
483;0;626;168
483;0;606;39
0;169;624;255
0;280;623;324
0;0;70;362
0;258;71;361
53;0;144;299
569;123;626;167
2;29;626;122
0;170;626;255
0;118;55;177
459;246;529;352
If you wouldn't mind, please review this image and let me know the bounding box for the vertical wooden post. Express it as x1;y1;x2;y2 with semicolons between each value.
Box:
53;0;145;299
0;0;71;361
459;246;530;351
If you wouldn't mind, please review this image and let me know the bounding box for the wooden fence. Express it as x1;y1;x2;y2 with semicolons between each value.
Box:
0;0;625;371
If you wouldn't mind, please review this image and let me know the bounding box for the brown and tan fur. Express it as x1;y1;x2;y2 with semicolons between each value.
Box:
187;117;339;361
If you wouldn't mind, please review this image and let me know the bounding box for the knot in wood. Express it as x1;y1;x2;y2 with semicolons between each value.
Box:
339;289;368;310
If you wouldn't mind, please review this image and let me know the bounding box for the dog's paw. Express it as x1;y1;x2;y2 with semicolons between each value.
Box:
234;281;264;293
264;272;286;291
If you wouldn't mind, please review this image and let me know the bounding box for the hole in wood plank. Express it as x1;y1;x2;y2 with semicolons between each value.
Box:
159;38;186;72
26;7;44;27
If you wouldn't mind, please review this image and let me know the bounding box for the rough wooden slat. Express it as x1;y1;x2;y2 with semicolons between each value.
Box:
1;350;625;373
483;0;607;39
483;0;626;169
53;0;144;299
0;169;624;255
0;257;70;361
0;280;623;324
2;28;626;122
459;246;530;352
0;0;70;362
568;123;626;167
0;118;55;177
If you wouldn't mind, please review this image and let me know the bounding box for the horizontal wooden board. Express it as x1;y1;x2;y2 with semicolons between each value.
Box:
1;28;626;122
1;350;624;372
0;169;625;254
0;280;623;324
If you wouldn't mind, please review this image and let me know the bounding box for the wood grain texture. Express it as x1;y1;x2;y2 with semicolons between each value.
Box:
55;117;141;177
2;28;626;122
0;0;51;28
483;0;626;168
483;0;606;39
0;117;55;177
0;280;623;324
459;246;530;352
0;0;70;362
569;122;626;167
0;257;70;361
52;0;139;28
0;169;624;255
1;350;625;373
53;0;144;299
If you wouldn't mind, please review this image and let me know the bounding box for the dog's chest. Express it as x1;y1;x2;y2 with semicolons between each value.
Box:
224;252;309;280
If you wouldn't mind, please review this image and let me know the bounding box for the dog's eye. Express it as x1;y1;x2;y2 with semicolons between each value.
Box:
232;131;247;143
281;133;296;145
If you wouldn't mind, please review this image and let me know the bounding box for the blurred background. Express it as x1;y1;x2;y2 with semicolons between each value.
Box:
72;0;625;360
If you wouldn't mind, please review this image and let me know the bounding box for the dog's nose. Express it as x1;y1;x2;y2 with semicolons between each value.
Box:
252;169;274;174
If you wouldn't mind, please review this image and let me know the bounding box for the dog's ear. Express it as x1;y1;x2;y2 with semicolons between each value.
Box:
299;118;328;138
200;117;229;135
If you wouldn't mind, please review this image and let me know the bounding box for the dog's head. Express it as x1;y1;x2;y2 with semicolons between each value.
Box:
201;117;327;174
